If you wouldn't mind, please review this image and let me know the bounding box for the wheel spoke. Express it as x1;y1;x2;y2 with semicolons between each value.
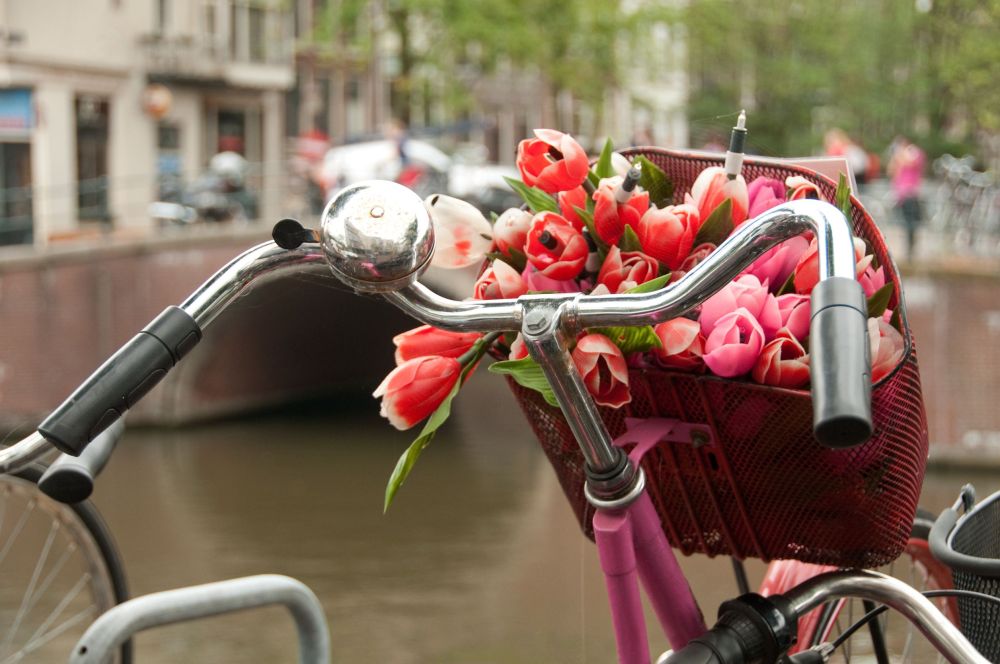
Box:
1;604;94;664
23;573;92;652
0;500;33;568
0;519;59;653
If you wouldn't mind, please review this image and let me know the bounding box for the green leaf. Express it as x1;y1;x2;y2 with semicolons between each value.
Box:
485;247;527;273
626;274;671;294
866;282;895;319
575;205;609;259
489;357;559;408
587;169;601;189
489;210;499;224
619;224;643;252
776;269;797;296
589;326;662;354
594;137;615;179
634;156;675;208
383;376;462;512
889;306;902;331
835;173;853;221
503;176;558;213
693;199;734;246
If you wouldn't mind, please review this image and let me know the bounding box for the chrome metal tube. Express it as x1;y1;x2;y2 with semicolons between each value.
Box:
180;241;328;329
385;283;521;332
0;431;52;475
784;570;988;664
574;199;854;328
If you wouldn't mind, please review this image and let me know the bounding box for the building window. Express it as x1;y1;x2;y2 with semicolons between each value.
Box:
249;6;266;62
75;95;111;223
0;142;33;245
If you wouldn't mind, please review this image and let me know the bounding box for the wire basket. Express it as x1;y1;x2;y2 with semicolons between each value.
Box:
930;487;1000;661
508;148;929;568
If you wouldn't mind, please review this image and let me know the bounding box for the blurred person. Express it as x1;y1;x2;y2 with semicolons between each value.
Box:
824;128;870;184
887;135;926;261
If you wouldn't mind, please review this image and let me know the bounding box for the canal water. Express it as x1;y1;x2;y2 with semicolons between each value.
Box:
90;371;1000;664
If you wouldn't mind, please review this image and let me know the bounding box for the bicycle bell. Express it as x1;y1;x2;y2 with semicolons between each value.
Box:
320;180;435;293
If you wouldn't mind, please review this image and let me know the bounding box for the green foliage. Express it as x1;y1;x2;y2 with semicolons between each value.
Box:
867;282;895;319
594;138;616;179
488;356;559;407
694;199;734;246
626;274;671;293
589;327;662;355
504;177;558;213
634;156;675;208
619;225;643;252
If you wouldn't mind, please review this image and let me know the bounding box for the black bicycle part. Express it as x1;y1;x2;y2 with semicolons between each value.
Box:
38;417;125;503
38;306;201;455
808;277;872;448
661;593;798;664
861;599;890;664
14;464;133;663
272;218;319;250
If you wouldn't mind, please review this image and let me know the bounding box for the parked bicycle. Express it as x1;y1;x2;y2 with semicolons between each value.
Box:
1;155;996;662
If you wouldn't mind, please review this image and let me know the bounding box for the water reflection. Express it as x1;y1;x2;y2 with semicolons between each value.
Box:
88;375;998;663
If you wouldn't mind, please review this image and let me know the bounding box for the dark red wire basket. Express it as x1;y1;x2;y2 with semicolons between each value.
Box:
508;148;929;568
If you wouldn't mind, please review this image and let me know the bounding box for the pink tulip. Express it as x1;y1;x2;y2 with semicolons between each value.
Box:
858;264;886;298
687;166;749;226
752;336;810;388
474;259;528;300
793;236;868;295
703;308;765;378
869;317;904;383
743;237;809;292
516;129;590;194
774;293;811;342
558;186;588;231
746;177;786;218
373;355;462;430
636;203;699;270
424;194;494;269
671;242;716;283
699;274;776;337
521;264;580;293
493;208;532;257
571;333;631;408
393;326;482;365
652;318;705;372
597;245;659;294
592;175;651;245
785;175;823;201
524;211;588;280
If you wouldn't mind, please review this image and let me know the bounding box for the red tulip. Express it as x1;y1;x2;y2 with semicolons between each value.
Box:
752;336;810;388
493;208;532;257
373;355;462;430
687;166;749;226
571;333;631;408
652;318;705;372
858;263;886;298
558;186;588;231
785;175;823;201
597;245;659;294
516;129;590;194
474;259;528;300
792;236;868;295
393;326;482;365
521;264;581;293
703;308;765;378
671;242;716;283
524;212;588;280
509;333;529;360
869;317;904;383
747;177;786;218
592;176;650;245
636;203;699;270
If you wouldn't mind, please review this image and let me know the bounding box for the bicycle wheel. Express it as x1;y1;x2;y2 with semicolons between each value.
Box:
809;508;956;663
0;466;131;663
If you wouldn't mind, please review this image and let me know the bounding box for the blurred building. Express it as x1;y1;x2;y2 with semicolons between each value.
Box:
0;0;293;246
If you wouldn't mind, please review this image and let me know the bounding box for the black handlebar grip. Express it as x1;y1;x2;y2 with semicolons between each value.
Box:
38;306;201;455
38;417;125;503
809;277;873;448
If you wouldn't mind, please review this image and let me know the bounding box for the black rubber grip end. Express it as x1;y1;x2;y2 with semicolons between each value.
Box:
38;307;200;455
810;277;873;448
38;465;94;503
39;418;124;503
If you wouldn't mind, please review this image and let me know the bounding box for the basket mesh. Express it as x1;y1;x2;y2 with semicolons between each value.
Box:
948;498;1000;661
507;149;929;568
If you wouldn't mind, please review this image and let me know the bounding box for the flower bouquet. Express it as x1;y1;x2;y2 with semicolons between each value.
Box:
373;121;928;567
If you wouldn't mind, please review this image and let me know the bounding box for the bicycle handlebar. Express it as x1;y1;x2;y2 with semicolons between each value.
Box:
38;417;125;503
659;570;987;664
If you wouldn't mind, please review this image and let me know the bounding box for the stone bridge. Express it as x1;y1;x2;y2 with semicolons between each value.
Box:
0;227;472;429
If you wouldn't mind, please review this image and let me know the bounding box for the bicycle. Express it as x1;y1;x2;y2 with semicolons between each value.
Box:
0;166;992;662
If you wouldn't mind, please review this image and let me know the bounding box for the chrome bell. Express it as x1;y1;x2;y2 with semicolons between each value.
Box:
320;180;435;293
